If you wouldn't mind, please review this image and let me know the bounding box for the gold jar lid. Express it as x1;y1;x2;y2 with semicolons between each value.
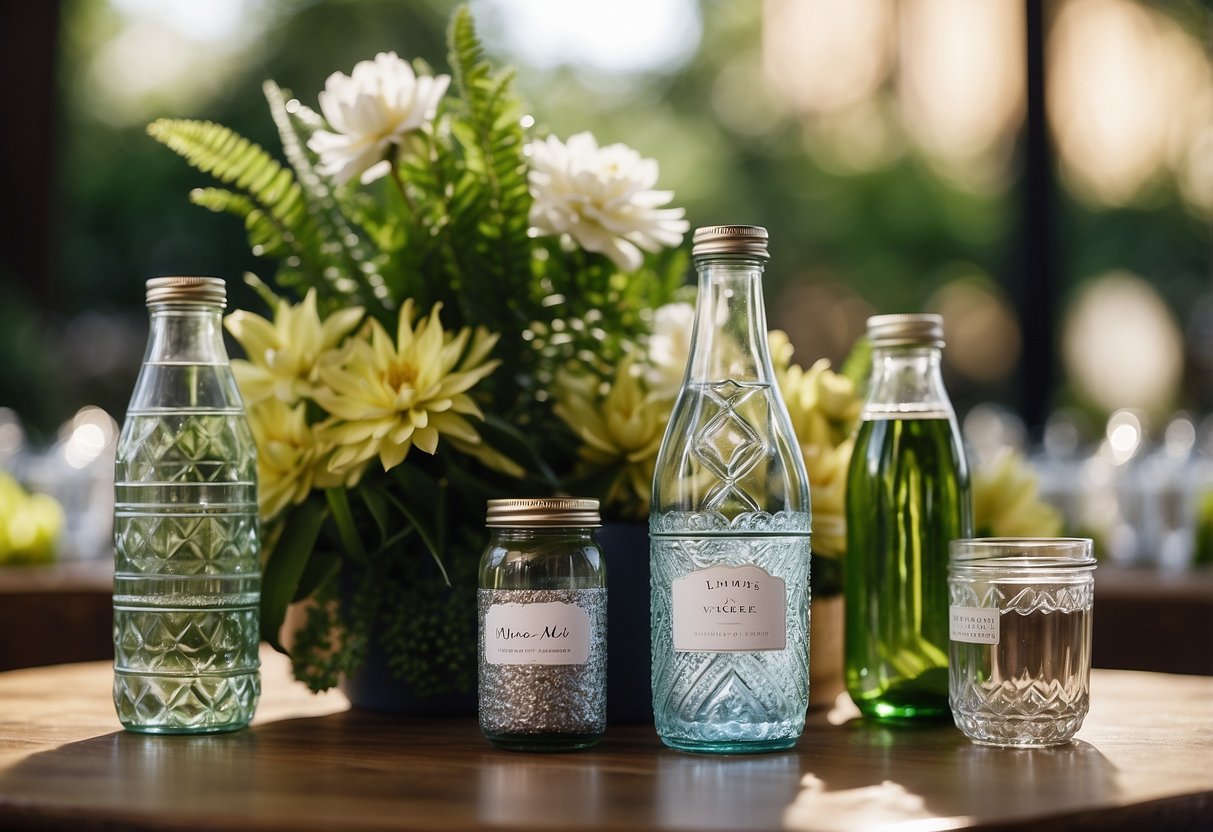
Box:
866;313;945;348
486;498;601;528
691;225;769;260
145;276;227;307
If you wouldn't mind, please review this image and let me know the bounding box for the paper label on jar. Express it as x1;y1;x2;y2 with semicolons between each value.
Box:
950;606;1001;644
484;601;591;665
672;564;786;652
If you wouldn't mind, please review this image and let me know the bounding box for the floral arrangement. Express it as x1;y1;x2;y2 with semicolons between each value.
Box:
149;7;689;693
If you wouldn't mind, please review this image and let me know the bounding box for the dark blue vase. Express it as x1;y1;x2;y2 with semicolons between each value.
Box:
595;522;653;724
340;634;477;715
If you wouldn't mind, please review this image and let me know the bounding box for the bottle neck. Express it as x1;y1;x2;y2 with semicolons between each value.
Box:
686;257;774;384
863;345;954;416
144;303;230;365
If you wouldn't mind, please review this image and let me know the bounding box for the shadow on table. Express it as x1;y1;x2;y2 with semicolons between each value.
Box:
787;705;1123;831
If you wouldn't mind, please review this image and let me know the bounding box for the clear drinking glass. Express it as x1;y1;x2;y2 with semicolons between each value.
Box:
947;538;1095;747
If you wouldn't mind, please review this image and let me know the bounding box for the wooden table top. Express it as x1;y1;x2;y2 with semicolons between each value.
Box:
0;650;1210;831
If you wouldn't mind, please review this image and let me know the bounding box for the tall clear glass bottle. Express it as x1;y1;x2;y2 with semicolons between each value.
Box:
844;313;971;722
650;225;812;754
113;276;261;733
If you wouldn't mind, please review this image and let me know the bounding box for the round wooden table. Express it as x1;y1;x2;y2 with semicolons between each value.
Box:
0;649;1210;830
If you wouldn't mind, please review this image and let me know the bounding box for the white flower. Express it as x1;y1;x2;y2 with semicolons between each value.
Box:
307;52;450;185
645;302;695;397
526;132;689;272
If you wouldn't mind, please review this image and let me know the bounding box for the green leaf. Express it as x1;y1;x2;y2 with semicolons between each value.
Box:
384;469;450;586
292;545;340;604
325;487;367;562
360;486;391;546
261;499;328;653
841;336;872;387
480;414;558;487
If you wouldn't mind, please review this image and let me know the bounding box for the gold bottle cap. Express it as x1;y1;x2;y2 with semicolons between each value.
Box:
866;313;945;348
145;276;227;307
485;498;601;528
691;225;769;260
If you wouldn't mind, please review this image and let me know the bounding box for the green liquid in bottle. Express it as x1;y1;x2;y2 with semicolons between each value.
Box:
844;415;970;723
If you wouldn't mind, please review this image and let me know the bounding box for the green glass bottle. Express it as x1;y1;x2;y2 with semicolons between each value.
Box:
844;314;971;722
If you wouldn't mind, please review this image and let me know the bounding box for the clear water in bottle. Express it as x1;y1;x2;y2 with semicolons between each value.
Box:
114;278;260;734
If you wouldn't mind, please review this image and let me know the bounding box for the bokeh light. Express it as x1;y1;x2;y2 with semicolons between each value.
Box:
1048;0;1213;214
1061;271;1185;415
928;274;1021;384
896;0;1025;190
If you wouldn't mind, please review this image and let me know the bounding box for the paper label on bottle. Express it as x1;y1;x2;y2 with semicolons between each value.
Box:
484;601;591;665
950;606;1000;645
672;565;786;652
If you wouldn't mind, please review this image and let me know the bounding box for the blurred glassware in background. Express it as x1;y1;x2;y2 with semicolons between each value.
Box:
962;403;1027;467
0;409;26;472
1141;413;1199;571
1028;408;1213;571
0;408;66;565
6;406;118;562
1030;408;1094;545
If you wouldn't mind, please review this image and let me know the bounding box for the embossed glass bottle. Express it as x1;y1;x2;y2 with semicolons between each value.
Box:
845;314;971;722
113;277;261;733
650;225;812;754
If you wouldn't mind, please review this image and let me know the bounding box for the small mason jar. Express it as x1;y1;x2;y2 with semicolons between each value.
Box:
947;538;1096;747
478;498;607;751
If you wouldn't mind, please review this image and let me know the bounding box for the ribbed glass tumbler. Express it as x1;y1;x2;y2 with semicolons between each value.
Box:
947;538;1095;747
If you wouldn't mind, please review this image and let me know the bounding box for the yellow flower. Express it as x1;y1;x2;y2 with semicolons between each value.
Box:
775;339;863;558
554;358;673;517
225;288;365;405
314;300;510;475
972;448;1063;538
247;398;328;521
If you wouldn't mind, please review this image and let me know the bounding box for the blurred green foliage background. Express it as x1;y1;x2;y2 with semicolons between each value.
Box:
2;0;1210;443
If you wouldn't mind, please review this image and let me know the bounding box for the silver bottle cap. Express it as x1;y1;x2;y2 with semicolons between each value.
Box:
486;497;601;528
145;276;227;307
691;225;769;260
865;313;945;348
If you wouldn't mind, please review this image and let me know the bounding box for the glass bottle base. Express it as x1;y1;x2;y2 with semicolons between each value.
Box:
120;721;251;735
855;700;953;724
659;735;800;755
851;690;952;724
849;670;952;724
484;731;602;752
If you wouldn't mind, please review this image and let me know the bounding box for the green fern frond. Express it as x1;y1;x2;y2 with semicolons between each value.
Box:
189;187;289;258
148;118;337;297
262;81;392;315
445;7;534;327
